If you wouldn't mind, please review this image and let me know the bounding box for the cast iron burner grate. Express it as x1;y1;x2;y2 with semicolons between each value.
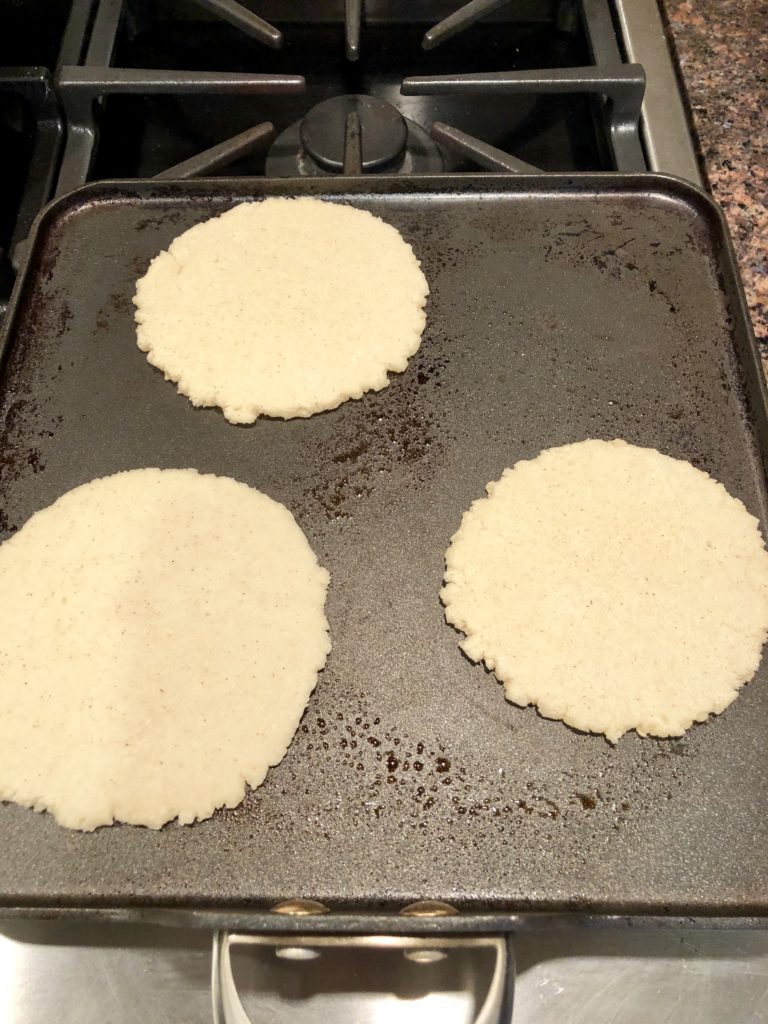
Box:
0;0;702;313
0;69;62;316
52;0;641;193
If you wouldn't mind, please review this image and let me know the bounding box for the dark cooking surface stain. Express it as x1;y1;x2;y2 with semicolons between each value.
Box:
292;348;452;528
0;281;72;536
542;215;686;315
210;687;704;897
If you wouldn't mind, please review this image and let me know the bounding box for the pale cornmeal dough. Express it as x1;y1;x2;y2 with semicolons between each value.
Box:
133;198;429;423
0;469;330;830
441;439;768;742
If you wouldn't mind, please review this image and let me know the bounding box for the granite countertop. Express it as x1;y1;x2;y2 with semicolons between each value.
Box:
663;0;767;357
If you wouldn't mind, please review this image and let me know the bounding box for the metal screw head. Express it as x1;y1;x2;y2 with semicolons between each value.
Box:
275;946;321;961
403;948;448;963
399;900;458;918
270;898;330;916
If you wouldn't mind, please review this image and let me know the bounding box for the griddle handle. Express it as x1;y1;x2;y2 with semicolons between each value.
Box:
212;930;515;1023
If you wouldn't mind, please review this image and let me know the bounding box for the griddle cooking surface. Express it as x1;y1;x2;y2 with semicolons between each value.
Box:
1;176;766;918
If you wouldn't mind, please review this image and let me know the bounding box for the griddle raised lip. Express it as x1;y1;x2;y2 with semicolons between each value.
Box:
1;903;767;932
1;172;766;926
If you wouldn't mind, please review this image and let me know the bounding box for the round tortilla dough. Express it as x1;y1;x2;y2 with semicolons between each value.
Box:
133;198;429;423
0;469;330;830
441;439;768;742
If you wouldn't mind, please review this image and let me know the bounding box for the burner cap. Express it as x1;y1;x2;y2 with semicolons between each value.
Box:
300;95;408;172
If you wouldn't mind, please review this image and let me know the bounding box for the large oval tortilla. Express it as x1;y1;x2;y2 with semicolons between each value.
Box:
133;198;429;423
0;469;330;830
441;439;768;742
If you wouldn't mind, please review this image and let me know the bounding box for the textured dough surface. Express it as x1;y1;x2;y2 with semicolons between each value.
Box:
0;469;330;830
133;198;429;423
441;439;768;742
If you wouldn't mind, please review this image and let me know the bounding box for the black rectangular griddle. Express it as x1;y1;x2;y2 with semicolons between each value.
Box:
1;175;767;926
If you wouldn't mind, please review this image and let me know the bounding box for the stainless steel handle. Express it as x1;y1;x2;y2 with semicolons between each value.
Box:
212;930;514;1024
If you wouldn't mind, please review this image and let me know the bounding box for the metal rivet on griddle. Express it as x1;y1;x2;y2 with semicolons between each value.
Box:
271;898;330;916
404;948;448;963
275;947;321;960
399;900;458;917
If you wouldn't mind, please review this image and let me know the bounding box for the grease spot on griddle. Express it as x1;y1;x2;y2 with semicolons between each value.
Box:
292;347;453;527
109;291;131;314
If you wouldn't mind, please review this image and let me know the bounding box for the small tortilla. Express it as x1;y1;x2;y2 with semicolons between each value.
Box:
133;198;429;423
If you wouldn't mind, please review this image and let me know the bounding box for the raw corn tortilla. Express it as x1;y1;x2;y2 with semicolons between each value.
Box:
441;439;768;742
133;197;429;423
0;469;330;830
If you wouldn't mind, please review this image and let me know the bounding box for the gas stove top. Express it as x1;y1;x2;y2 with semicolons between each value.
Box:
1;0;700;318
4;5;756;1024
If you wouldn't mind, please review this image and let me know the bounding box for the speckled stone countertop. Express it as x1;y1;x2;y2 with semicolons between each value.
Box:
663;0;767;355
